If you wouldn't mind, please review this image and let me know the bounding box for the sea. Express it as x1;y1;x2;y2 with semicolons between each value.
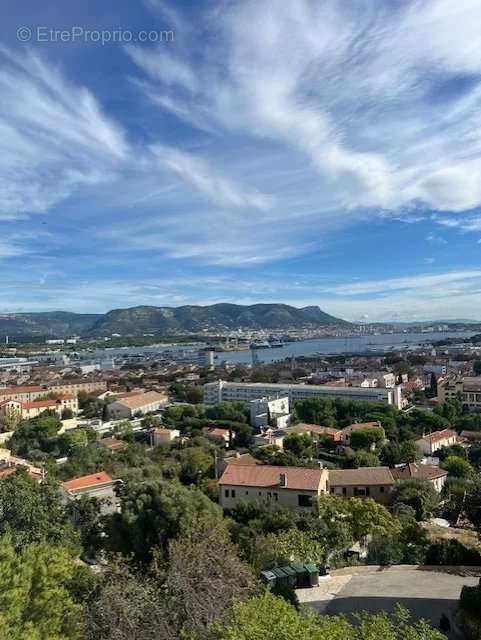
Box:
92;330;477;366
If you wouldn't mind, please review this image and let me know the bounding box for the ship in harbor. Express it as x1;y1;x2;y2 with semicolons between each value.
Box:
250;338;285;349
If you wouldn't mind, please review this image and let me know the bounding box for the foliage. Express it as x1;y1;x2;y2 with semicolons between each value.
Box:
206;401;250;424
0;537;83;640
0;471;79;550
345;450;380;468
203;592;445;640
425;539;481;566
381;440;421;466
392;479;440;521
251;529;325;571
106;479;223;563
283;433;314;458
350;427;385;451
443;455;473;478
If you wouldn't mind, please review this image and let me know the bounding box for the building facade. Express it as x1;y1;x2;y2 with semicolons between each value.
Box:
439;376;481;411
204;380;403;409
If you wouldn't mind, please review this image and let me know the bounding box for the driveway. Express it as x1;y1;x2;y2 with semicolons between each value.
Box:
297;567;479;638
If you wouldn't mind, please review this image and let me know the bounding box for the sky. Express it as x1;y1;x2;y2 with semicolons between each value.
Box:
1;0;481;322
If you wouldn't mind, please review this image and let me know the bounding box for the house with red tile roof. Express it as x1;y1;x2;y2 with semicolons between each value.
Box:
219;464;329;510
391;463;447;492
61;472;120;514
328;467;394;505
415;429;458;455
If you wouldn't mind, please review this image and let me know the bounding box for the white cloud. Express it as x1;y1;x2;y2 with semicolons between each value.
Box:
129;0;481;221
0;47;127;220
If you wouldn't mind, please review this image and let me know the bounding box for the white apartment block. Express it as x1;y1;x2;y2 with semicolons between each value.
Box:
249;396;290;428
205;380;403;409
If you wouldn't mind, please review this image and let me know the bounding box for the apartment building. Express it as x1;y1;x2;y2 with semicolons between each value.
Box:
439;376;481;410
46;379;107;396
204;380;403;409
249;396;290;428
0;395;78;422
0;386;45;403
106;390;168;419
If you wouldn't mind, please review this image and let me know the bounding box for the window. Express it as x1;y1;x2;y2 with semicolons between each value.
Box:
267;492;272;499
224;489;229;498
342;487;347;496
297;494;312;507
274;492;278;501
231;489;236;498
380;486;385;493
245;490;249;495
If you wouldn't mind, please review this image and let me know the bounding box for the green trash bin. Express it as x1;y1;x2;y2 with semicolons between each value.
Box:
291;563;308;588
280;565;297;588
272;567;289;588
304;563;319;587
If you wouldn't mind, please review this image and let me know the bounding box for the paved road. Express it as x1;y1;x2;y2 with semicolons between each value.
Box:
298;568;479;638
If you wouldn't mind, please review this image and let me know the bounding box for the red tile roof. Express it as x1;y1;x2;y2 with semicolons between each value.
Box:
329;467;394;486
219;464;323;491
422;429;457;443
0;386;44;395
391;463;447;481
62;471;113;491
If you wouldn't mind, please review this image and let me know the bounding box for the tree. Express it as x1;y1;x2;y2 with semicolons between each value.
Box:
165;519;256;636
251;529;324;571
392;479;439;521
350;427;385;451
443;455;473;478
185;385;205;404
283;433;314;459
0;537;83;640
347;450;380;468
106;479;223;563
84;559;174;640
203;592;445;640
428;373;438;398
0;471;79;550
381;441;421;466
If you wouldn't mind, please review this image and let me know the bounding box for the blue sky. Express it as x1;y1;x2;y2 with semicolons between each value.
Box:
2;0;481;321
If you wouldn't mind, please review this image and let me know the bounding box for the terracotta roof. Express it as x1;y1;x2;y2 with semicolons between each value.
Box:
223;453;260;466
219;464;323;491
391;463;447;481
421;429;457;444
341;422;381;433
62;471;113;491
288;423;340;436
22;395;75;410
0;386;44;395
329;467;394;486
204;427;230;438
114;390;166;410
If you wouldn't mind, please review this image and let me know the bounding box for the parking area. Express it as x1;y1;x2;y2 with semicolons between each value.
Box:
297;567;480;638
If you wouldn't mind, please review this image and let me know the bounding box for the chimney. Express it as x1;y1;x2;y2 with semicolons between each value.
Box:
279;472;288;488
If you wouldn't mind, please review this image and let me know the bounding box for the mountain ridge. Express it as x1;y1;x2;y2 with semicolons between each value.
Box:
0;304;348;338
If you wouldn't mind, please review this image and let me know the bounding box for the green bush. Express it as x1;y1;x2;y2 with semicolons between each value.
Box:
425;540;481;566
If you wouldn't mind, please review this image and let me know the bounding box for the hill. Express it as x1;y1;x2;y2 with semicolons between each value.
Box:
89;303;348;335
0;312;101;339
0;304;348;338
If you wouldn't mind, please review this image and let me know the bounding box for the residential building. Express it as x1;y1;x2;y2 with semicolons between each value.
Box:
106;390;168;419
205;380;403;409
61;471;120;514
249;396;290;428
415;429;458;455
96;437;129;453
47;379;107;396
285;423;342;441
203;426;230;446
219;464;329;510
391;463;448;493
0;448;42;482
0;386;45;403
152;427;180;445
438;376;481;410
253;427;286;448
0;395;78;423
328;467;394;505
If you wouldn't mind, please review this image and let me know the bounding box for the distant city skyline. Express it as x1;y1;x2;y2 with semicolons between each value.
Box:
1;0;481;321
